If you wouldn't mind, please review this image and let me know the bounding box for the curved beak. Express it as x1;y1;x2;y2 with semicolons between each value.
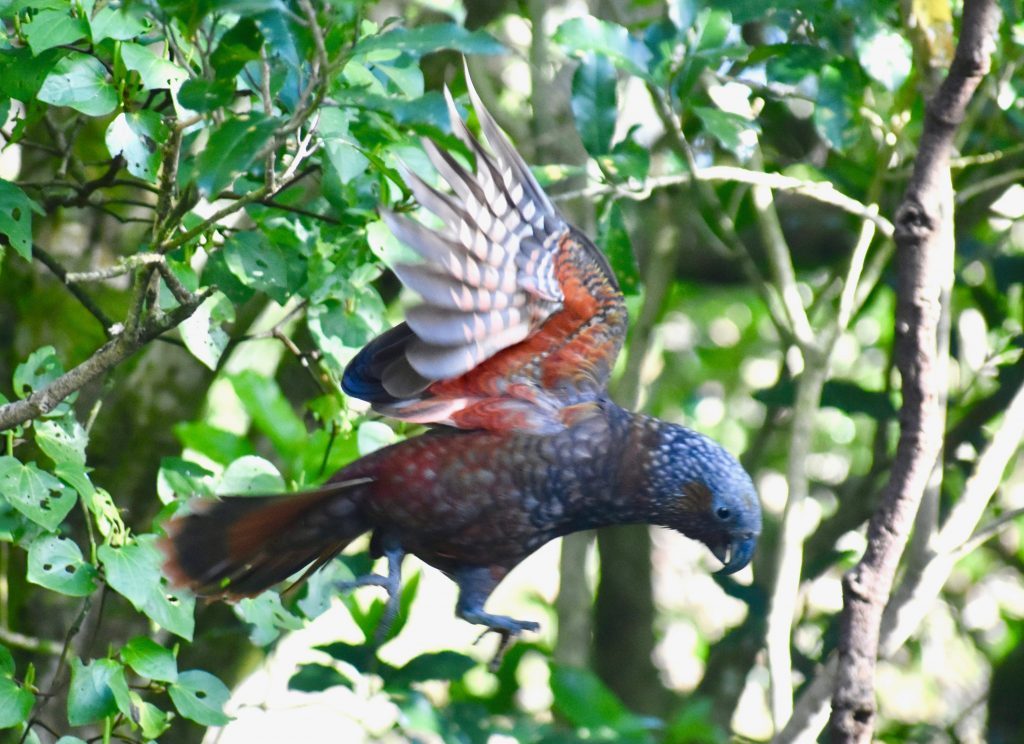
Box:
711;533;757;575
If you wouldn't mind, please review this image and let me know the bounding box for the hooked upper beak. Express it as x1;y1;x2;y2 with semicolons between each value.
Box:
711;533;757;575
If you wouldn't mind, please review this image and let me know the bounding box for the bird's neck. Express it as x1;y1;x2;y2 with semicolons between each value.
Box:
547;405;676;534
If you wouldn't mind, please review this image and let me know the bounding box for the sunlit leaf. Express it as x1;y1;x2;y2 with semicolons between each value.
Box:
168;670;231;726
27;534;98;596
37;52;117;116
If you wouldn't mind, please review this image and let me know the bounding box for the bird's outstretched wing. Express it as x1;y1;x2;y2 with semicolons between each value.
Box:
343;71;627;434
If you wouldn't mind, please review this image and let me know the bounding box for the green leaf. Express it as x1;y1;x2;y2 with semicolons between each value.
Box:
236;592;303;646
597;203;640;296
384;651;475;689
597;136;650;183
229;371;307;460
318;107;370;185
353;23;504;59
195;113;279;196
307;291;386;370
120;42;189;91
222;231;297;304
23;8;87;55
693;106;759;156
178;291;234;370
99;536;196;640
0;677;33;728
551;665;656;737
121;636;178;683
571;53;617;157
27;534;98;596
0;456;77;531
35;415;88;467
157;457;214;503
173;421;255;465
0;644;14;676
813;62;859;152
129;691;170;738
37;52;117;117
209;17;263;80
217;456;286;495
315;640;377;672
764;44;829;85
288;663;351;692
177;78;236;111
90;5;149;43
554;16;653;79
67;658;125;726
13;346;63;399
105;111;168;182
0;179;43;261
168;670;231;726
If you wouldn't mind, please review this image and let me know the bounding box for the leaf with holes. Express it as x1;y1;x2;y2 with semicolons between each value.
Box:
99;536;195;640
168;670;231;726
35;415;88;467
27;534;97;596
105;111;168;182
0;456;78;531
37;52;117;117
121;637;178;683
0;179;43;261
222;231;300;305
13;346;64;400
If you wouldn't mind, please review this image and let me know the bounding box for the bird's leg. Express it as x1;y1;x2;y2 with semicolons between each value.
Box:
334;536;405;643
454;565;539;669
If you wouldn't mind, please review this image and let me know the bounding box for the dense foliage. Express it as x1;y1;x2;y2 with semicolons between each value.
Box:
0;0;1022;742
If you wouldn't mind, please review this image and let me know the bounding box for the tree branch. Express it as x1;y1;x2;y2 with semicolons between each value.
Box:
0;288;212;433
829;2;1001;740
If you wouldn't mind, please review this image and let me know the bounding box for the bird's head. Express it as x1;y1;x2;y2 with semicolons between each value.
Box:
646;424;761;575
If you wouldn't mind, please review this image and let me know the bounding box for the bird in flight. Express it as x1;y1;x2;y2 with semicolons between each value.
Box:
162;68;761;651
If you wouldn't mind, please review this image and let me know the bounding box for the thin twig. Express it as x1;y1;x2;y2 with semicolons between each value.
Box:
32;246;114;332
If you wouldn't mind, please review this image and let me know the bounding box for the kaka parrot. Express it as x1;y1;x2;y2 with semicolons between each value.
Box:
161;69;761;646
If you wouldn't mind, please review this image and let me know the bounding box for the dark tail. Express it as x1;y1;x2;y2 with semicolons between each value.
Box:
160;477;373;598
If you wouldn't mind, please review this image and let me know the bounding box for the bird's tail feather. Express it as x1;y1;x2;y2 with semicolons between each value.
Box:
160;477;373;598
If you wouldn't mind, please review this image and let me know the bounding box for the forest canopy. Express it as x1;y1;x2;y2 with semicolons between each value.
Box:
0;0;1022;742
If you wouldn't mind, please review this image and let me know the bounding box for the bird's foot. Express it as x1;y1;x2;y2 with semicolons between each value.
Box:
334;541;404;644
462;609;540;672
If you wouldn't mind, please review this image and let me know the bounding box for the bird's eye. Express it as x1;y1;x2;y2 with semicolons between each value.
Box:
716;507;731;521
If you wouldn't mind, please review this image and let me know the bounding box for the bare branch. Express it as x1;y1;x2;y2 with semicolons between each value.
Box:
830;2;1001;740
31;246;114;333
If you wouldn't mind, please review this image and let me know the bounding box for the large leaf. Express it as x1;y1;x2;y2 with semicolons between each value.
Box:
571;53;618;157
0;677;33;728
168;670;231;726
216;456;286;495
27;534;98;596
23;8;87;54
353;23;504;58
0;456;77;531
222;231;298;304
37;52;117;116
228;371;307;460
67;658;128;726
121;636;178;683
35;415;88;467
195;114;279;196
555;16;653;79
120;42;189;91
0;179;44;260
105;111;168;182
98;536;196;640
179;291;234;370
